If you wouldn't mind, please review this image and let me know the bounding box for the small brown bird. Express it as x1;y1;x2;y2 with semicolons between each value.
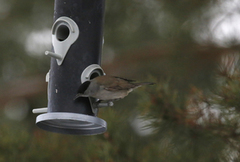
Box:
75;75;154;101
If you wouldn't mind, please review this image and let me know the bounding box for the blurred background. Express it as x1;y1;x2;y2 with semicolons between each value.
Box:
1;0;240;161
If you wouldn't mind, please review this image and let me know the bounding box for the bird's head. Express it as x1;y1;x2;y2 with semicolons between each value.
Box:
76;81;91;97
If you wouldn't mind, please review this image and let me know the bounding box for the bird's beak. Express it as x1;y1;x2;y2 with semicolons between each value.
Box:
74;93;89;100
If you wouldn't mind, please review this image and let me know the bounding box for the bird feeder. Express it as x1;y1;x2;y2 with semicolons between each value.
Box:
32;0;108;135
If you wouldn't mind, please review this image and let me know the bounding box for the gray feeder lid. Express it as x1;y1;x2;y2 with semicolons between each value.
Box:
36;112;107;135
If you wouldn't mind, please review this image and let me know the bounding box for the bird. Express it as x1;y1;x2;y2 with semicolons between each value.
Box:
75;75;154;102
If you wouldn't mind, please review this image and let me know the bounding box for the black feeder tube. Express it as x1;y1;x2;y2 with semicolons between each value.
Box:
34;0;107;135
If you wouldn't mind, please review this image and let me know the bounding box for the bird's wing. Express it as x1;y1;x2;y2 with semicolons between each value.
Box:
104;77;137;91
112;76;136;83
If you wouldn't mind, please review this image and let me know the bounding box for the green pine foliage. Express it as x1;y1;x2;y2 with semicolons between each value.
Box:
136;54;240;161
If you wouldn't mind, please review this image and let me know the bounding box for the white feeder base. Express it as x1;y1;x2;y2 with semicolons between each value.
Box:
36;112;107;135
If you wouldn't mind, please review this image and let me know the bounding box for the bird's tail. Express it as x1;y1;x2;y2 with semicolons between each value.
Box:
137;82;155;86
133;82;155;89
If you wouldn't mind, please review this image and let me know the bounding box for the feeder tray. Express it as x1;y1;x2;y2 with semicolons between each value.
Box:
36;112;107;135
